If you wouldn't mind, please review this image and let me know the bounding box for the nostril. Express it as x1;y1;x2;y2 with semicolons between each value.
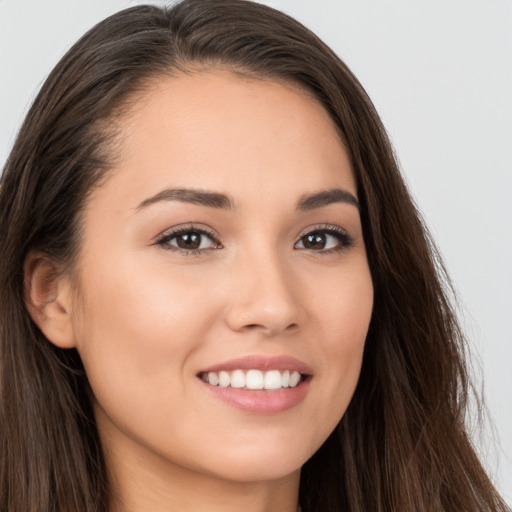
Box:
241;322;298;335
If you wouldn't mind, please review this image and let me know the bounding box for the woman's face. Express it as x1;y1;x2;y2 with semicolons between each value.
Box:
70;71;373;484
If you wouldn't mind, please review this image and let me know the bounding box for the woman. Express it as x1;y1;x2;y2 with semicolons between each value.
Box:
0;1;508;511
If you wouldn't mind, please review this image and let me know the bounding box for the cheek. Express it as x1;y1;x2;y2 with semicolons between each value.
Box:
327;284;372;362
77;252;212;342
316;256;373;350
308;259;373;415
72;257;218;409
72;261;222;462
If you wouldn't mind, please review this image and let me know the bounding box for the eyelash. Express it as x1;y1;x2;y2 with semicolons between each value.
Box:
155;225;221;256
295;224;355;254
155;223;354;256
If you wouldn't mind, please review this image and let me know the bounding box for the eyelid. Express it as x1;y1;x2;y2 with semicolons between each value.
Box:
295;223;354;252
152;222;354;255
154;222;218;241
154;223;222;253
296;223;346;239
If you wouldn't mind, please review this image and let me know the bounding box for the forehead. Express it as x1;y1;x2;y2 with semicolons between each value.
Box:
90;70;355;211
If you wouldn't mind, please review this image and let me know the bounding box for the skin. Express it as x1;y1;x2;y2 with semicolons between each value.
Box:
28;71;373;512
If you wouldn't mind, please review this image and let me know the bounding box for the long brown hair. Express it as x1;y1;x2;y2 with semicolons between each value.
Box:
0;1;508;511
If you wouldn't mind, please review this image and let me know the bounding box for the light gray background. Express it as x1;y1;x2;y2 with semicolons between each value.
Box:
1;0;510;503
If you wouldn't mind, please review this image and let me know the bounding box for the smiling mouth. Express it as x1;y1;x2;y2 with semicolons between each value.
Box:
198;369;306;390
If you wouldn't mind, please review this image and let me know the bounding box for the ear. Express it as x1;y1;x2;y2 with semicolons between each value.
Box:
24;252;76;349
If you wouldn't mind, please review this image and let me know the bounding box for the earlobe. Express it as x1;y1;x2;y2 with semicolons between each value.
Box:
24;252;76;349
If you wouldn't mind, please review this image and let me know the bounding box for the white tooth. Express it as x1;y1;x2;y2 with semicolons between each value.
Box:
264;370;282;390
231;369;245;388
208;372;219;386
246;369;264;389
218;371;230;387
282;370;290;388
289;371;301;387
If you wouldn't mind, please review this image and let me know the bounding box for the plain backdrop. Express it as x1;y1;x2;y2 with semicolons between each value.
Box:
1;0;510;503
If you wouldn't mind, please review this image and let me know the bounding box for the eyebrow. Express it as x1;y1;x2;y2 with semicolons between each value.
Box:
136;188;234;211
136;186;359;212
297;188;360;211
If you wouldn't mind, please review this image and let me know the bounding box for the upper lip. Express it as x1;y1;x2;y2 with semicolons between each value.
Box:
198;355;313;375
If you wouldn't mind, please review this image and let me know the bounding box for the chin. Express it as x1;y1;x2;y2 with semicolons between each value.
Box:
203;458;303;484
189;438;313;483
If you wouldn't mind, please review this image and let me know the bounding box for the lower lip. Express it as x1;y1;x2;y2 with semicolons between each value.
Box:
199;378;311;414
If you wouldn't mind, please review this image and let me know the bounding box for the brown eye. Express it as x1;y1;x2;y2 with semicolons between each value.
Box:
301;233;329;250
157;228;220;253
175;232;202;250
295;227;354;252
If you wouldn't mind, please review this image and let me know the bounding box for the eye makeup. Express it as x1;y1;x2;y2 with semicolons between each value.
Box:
154;224;222;256
294;224;354;254
154;221;355;257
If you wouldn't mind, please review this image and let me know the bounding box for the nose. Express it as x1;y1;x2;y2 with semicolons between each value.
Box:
224;249;304;337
